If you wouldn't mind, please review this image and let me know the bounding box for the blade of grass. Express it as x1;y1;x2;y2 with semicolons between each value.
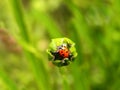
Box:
7;0;50;90
8;0;31;42
64;1;92;90
65;0;91;43
0;69;17;90
64;0;93;64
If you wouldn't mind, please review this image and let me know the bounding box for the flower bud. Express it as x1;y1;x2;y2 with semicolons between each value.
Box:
47;37;77;67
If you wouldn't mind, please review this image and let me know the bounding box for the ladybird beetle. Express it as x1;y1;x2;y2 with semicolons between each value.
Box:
57;44;70;58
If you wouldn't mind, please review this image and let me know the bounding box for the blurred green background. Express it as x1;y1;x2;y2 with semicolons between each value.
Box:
0;0;120;90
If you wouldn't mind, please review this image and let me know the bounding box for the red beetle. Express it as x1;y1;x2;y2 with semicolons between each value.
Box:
58;44;70;58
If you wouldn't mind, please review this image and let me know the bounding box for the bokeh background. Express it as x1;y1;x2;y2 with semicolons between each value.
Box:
0;0;120;90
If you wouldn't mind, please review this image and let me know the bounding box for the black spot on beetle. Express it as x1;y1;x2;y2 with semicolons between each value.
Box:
60;51;63;53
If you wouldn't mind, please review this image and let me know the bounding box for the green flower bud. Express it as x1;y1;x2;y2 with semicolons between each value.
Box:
47;37;77;67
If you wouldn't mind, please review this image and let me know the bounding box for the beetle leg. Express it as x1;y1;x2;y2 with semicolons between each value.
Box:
61;59;65;63
61;58;69;63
